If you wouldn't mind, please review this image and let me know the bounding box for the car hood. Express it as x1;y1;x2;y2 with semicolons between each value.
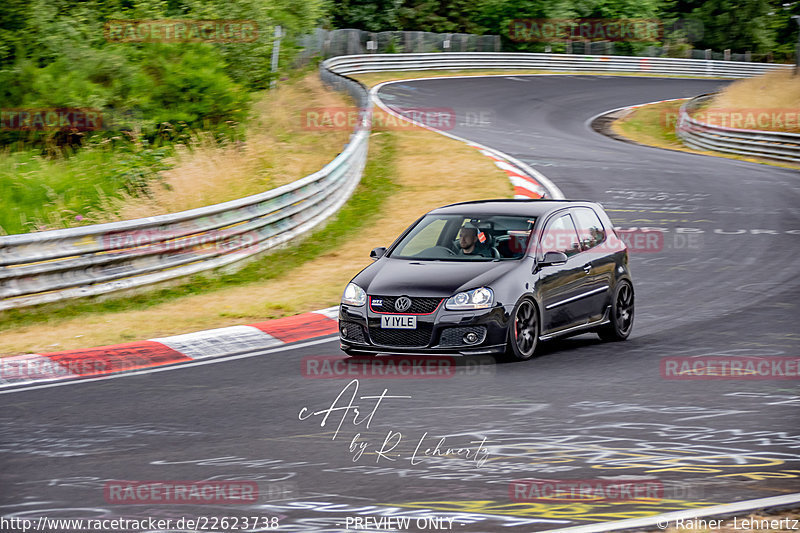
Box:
353;258;520;297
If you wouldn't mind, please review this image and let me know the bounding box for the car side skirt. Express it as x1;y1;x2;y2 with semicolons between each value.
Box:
539;306;611;341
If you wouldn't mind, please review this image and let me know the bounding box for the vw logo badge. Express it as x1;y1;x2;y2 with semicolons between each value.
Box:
395;296;412;312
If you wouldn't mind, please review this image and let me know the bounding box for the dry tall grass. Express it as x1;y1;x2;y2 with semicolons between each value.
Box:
96;73;352;221
703;69;800;132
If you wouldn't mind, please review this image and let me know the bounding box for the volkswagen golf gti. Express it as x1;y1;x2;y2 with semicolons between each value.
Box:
338;199;634;361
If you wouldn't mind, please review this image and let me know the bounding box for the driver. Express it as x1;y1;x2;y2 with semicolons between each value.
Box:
457;226;494;257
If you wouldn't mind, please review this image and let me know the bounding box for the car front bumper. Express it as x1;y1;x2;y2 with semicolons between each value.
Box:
338;302;511;355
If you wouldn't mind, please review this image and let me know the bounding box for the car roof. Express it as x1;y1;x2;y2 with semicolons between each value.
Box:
428;199;603;218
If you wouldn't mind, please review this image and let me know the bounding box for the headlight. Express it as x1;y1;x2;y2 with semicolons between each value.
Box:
445;287;494;310
342;283;367;306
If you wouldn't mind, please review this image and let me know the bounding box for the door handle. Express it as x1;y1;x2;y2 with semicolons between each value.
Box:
583;265;592;274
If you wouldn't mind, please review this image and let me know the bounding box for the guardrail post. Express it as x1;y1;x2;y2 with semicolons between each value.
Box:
270;26;282;89
724;49;731;61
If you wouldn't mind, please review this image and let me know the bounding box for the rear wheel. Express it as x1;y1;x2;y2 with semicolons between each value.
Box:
503;298;539;361
598;280;634;341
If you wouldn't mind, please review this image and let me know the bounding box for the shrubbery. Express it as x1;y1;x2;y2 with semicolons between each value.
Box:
0;0;325;234
0;0;325;145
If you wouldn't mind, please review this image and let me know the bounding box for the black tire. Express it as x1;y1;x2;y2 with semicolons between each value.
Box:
598;280;634;341
502;298;540;361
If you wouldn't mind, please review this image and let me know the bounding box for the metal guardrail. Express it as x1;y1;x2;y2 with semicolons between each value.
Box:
677;94;800;163
324;52;791;78
0;68;370;311
2;52;792;311
297;29;501;62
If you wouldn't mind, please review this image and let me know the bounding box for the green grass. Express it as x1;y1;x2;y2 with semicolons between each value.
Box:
614;100;685;147
0;131;398;331
0;143;172;235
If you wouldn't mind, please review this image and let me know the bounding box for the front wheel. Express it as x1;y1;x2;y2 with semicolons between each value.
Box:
503;298;540;361
597;280;634;341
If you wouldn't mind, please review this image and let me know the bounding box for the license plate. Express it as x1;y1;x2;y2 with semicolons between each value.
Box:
380;315;417;329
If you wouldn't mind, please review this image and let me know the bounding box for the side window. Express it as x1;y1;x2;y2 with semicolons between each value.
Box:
541;213;581;257
573;208;606;251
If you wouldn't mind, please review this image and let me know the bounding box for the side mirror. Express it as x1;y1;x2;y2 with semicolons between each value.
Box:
539;251;568;266
370;247;387;261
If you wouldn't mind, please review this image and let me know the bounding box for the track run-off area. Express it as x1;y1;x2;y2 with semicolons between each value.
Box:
1;75;799;532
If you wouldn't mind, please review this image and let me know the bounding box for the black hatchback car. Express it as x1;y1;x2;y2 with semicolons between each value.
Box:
339;200;634;361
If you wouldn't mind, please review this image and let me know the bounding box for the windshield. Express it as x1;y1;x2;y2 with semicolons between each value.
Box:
389;214;536;261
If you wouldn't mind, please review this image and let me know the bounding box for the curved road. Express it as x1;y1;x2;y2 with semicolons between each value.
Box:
2;76;799;532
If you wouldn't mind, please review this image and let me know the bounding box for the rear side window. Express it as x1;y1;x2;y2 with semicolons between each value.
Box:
572;208;606;251
541;213;581;257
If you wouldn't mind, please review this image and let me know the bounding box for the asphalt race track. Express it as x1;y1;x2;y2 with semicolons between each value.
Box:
2;76;799;532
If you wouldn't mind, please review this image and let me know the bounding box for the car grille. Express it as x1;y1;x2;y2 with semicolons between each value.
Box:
339;321;367;343
370;295;443;314
369;323;434;347
438;326;488;347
